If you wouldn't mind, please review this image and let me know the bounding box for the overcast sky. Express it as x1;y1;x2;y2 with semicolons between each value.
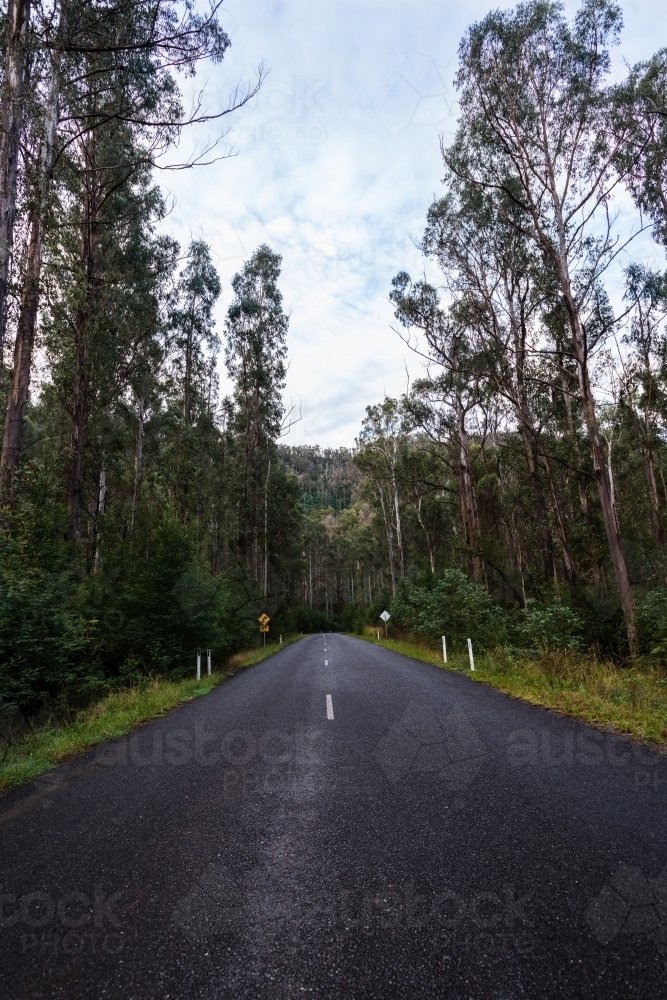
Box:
160;0;667;448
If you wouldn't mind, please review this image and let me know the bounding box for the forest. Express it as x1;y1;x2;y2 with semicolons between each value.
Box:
1;0;667;718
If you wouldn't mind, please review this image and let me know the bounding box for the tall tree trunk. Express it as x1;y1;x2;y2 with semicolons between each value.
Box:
643;442;663;546
0;49;60;498
560;360;588;516
519;421;555;581
391;461;405;578
603;430;620;533
67;127;97;541
93;467;105;571
456;397;482;583
263;457;270;597
565;286;636;653
541;176;636;650
67;310;87;540
0;0;31;354
510;305;556;581
415;492;435;575
634;383;663;546
538;448;576;585
496;453;527;607
130;394;144;531
378;484;397;596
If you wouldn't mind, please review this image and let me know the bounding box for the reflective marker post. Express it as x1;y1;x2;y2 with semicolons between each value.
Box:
207;649;211;676
467;638;475;671
442;636;447;663
196;648;201;681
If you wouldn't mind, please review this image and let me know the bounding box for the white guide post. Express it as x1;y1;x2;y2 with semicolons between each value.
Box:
442;636;447;663
279;635;283;644
467;638;475;671
207;649;211;676
196;649;201;680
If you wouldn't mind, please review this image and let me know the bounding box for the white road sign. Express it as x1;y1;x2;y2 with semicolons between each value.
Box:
380;611;391;622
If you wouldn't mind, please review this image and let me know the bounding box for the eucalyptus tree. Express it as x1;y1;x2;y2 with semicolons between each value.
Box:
167;238;221;523
355;398;410;594
0;0;258;503
390;273;486;583
621;264;667;545
611;48;667;248
43;134;174;547
421;185;577;584
400;440;448;577
224;245;289;593
448;0;639;650
0;0;31;353
0;6;64;499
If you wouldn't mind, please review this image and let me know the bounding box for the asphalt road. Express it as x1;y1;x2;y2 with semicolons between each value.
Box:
1;634;667;999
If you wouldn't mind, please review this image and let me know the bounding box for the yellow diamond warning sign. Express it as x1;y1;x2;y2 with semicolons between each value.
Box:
258;613;270;626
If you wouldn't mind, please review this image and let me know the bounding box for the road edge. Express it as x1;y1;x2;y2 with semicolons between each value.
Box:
0;635;305;795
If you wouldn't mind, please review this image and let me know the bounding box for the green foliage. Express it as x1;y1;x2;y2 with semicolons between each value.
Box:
516;600;585;650
280;445;358;514
285;606;334;634
389;570;506;650
338;602;367;634
0;506;96;712
637;588;667;658
0;508;260;713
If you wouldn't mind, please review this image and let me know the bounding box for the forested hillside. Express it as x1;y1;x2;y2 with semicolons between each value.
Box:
2;0;667;720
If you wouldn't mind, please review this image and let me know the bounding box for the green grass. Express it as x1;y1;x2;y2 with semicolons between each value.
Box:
0;636;302;794
358;631;667;746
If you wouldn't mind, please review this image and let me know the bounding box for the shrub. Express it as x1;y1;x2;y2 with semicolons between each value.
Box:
637;588;667;659
518;600;585;650
389;570;506;651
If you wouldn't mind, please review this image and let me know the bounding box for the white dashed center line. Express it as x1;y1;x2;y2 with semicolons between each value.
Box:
325;659;328;666
326;694;334;720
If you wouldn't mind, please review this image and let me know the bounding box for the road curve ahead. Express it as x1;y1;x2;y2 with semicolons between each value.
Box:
1;634;666;999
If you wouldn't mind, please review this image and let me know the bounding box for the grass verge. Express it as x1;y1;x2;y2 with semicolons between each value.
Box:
0;636;302;794
357;632;667;747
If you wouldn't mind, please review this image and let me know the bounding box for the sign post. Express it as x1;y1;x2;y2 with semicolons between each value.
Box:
196;648;201;681
380;610;390;638
258;613;271;647
207;649;211;676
